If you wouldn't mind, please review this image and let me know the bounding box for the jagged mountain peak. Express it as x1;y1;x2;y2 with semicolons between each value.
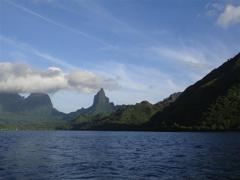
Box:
95;88;107;99
91;88;114;114
65;89;115;120
92;88;110;107
98;88;105;95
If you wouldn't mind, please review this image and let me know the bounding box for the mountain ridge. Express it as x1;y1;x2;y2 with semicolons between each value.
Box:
70;92;181;130
0;53;239;131
0;92;65;130
147;53;240;130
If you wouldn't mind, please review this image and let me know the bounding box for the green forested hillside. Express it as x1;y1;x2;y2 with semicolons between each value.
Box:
64;88;115;121
0;93;65;130
70;93;181;130
148;53;240;130
1;53;239;131
70;101;159;130
202;85;240;129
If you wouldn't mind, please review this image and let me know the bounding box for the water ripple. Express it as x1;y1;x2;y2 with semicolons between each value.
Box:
0;131;240;179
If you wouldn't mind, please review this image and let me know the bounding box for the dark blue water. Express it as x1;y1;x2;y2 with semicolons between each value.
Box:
0;131;239;180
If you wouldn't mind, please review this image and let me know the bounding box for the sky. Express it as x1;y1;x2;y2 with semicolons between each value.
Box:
0;0;240;113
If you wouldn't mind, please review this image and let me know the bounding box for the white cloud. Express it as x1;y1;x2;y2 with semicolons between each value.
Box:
217;4;240;28
0;62;119;94
67;70;119;93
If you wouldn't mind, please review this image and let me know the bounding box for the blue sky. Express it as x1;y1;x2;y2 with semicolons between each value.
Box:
0;0;240;112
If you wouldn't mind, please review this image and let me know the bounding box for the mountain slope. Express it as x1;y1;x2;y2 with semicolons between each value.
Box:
0;93;65;130
202;84;240;129
70;92;181;130
148;53;240;130
65;88;115;120
20;93;62;116
0;93;24;113
85;88;115;115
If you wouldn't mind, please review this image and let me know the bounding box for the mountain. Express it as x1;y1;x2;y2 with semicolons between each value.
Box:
0;92;63;116
86;88;115;115
0;93;24;113
65;88;115;120
147;53;240;130
23;93;53;109
70;92;181;130
71;53;240;131
0;93;65;130
1;53;239;131
155;92;181;108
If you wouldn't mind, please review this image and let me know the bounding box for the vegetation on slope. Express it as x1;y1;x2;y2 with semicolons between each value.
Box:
70;93;181;130
0;93;65;130
202;84;240;130
1;53;239;131
148;53;240;130
64;88;115;121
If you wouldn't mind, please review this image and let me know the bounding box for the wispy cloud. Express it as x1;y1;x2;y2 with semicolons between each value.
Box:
4;0;112;47
32;0;56;4
0;35;75;69
62;0;158;44
149;46;207;68
33;51;75;70
205;2;224;17
87;61;186;105
0;36;119;93
144;38;238;85
73;0;143;35
217;4;240;28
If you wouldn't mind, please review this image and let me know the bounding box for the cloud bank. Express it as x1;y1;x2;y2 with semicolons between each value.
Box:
0;62;119;94
217;4;240;28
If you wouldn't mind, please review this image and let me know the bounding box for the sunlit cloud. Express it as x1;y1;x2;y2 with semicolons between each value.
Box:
0;62;119;94
217;4;240;28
